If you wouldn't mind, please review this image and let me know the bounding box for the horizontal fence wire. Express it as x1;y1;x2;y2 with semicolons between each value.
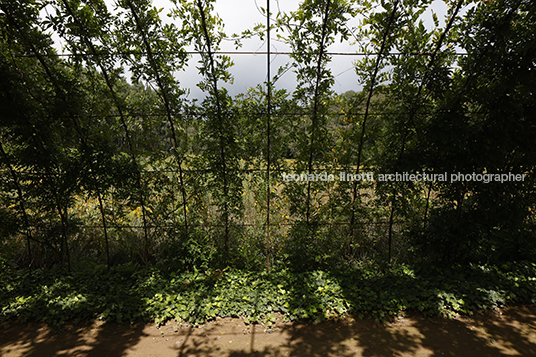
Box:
0;109;489;120
12;50;470;58
0;167;407;173
17;220;407;229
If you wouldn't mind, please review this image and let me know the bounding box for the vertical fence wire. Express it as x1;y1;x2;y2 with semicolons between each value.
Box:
266;0;271;272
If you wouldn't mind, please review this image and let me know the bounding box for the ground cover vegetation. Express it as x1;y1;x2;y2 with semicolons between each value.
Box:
1;0;536;327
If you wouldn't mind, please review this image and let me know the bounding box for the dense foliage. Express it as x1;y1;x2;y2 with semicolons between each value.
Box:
2;261;536;327
1;0;535;325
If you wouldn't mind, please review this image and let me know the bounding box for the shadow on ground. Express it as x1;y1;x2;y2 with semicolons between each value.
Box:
1;305;535;356
0;319;147;357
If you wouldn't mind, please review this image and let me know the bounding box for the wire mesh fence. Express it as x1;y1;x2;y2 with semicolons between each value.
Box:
1;0;535;272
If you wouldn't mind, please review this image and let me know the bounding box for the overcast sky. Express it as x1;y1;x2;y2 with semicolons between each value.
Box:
160;0;450;99
157;0;354;98
48;0;450;99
